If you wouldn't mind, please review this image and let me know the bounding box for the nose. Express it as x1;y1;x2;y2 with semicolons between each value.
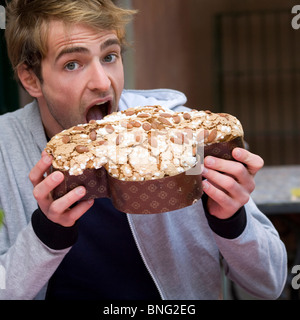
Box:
87;60;111;92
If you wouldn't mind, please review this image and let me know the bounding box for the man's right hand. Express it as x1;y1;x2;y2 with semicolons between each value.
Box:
29;151;94;227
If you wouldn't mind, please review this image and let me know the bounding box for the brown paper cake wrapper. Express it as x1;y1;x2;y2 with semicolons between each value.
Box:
204;136;245;161
52;166;203;214
51;137;244;214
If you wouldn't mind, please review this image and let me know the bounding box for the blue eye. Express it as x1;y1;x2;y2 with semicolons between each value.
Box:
103;54;117;63
65;61;80;71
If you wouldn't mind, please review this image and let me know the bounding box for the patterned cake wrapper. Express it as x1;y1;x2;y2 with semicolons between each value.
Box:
51;165;203;215
204;136;245;160
108;169;203;214
52;167;110;200
51;136;244;214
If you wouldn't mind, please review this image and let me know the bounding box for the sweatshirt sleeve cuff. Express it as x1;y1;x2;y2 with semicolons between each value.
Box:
202;194;247;239
31;207;78;250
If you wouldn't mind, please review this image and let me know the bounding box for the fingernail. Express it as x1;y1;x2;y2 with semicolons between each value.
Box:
205;157;215;167
203;180;209;190
234;149;242;159
76;187;86;196
51;171;63;182
202;167;208;175
43;155;52;164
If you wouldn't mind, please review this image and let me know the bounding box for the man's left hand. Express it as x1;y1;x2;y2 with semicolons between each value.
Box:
202;148;264;220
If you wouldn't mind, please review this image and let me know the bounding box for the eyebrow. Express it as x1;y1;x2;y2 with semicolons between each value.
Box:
55;47;89;63
55;38;121;63
101;38;121;51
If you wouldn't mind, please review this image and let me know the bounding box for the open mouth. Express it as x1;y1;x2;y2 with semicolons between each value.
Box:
86;101;112;123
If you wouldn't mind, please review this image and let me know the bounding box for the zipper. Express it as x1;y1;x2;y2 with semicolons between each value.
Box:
127;214;165;300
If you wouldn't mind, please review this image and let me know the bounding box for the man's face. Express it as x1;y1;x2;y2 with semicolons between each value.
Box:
37;20;124;137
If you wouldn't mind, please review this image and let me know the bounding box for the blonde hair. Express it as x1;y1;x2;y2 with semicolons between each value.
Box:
5;0;136;81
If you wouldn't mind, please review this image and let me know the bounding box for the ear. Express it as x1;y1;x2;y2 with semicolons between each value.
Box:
17;64;43;98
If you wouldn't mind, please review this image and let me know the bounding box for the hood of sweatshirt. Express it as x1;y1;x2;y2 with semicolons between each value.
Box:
119;89;189;112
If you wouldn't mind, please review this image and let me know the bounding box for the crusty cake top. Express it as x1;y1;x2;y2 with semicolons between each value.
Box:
45;106;243;180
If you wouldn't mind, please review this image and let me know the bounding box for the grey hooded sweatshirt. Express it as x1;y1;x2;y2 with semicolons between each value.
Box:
0;89;287;300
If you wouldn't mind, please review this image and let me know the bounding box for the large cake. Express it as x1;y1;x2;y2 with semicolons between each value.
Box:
45;106;244;214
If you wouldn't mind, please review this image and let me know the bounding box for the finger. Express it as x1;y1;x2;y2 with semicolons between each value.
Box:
202;180;241;218
41;150;49;158
204;156;249;184
56;199;95;227
41;151;53;176
29;154;53;187
232;148;264;176
48;186;87;217
202;167;250;202
47;187;92;226
33;171;65;202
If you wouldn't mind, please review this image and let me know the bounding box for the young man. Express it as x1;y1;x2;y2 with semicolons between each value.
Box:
0;0;287;300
